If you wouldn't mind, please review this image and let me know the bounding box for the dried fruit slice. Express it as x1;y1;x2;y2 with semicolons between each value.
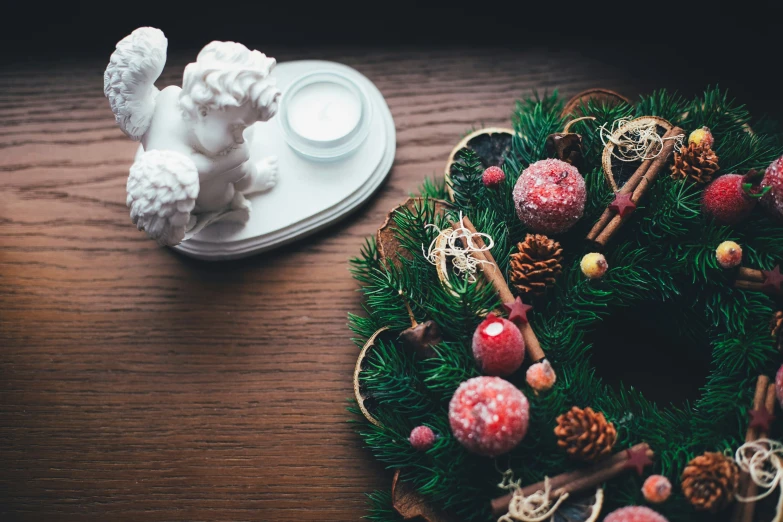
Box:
444;127;514;200
377;197;452;268
433;227;457;296
601;116;673;191
353;327;389;427
551;488;604;522
562;88;630;117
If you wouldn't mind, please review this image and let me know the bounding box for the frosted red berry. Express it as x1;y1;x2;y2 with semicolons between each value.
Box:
448;376;529;457
513;159;586;234
702;174;759;224
642;475;672;504
482;166;506;188
472;314;525;376
526;360;556;392
604;506;669;522
409;425;436;451
776;364;783;409
762;155;783;221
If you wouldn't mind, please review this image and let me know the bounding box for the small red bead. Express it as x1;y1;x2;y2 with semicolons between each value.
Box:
409;425;436;451
482;166;506;188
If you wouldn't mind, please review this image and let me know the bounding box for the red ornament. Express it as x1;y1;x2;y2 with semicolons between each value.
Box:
482;166;506;188
472;314;525;376
503;297;533;324
604;506;669;522
625;446;654;476
448;376;529;457
762;265;783;294
702;171;770;225
409;425;436;451
761;155;783;221
512;159;586;234
609;193;637;218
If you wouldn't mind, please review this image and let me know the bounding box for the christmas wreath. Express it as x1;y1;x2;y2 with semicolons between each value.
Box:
349;88;783;522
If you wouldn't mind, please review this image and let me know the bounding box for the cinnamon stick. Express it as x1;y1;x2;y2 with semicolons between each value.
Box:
739;383;777;522
589;127;684;247
737;267;765;283
731;376;771;522
491;443;652;516
734;280;765;292
587;156;654;242
452;217;546;363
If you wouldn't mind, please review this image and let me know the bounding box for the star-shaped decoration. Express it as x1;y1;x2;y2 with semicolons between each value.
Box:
762;265;783;294
624;446;654;476
609;193;637;218
503;297;533;324
748;407;776;433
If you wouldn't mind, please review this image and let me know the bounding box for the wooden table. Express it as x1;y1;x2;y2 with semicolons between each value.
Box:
0;47;743;520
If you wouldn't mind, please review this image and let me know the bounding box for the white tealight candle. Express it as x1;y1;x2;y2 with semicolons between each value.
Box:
279;71;372;160
287;82;361;142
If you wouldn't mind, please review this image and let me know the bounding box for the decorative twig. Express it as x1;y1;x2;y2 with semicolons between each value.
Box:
449;216;547;364
491;443;654;517
587;126;684;247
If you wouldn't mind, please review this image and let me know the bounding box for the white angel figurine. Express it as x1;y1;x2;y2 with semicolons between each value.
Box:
104;27;281;246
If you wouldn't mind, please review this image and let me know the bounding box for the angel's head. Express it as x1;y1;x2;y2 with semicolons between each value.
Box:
180;41;281;155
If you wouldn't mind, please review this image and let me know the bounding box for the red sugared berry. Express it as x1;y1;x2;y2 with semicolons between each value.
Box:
642;475;672;504
472;314;525;376
409;425;436;451
448;376;529;457
482;166;506;188
604;506;669;522
762;155;783;221
703;172;767;225
776;364;783;409
526;360;556;392
513;159;586;234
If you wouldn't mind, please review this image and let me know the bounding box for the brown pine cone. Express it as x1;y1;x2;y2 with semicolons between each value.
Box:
771;311;783;352
554;406;617;462
509;234;563;297
681;452;739;512
670;142;720;184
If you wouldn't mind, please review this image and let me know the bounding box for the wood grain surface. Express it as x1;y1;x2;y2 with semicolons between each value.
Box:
0;47;700;521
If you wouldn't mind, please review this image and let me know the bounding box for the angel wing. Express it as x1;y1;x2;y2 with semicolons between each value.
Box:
126;149;200;246
104;27;168;140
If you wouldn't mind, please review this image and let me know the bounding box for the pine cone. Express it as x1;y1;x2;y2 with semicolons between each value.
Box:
509;234;563;297
681;452;739;512
771;310;783;352
554;406;617;462
670;142;720;184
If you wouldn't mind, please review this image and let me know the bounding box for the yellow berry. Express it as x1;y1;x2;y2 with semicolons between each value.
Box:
688;126;714;148
715;240;743;269
581;253;608;279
